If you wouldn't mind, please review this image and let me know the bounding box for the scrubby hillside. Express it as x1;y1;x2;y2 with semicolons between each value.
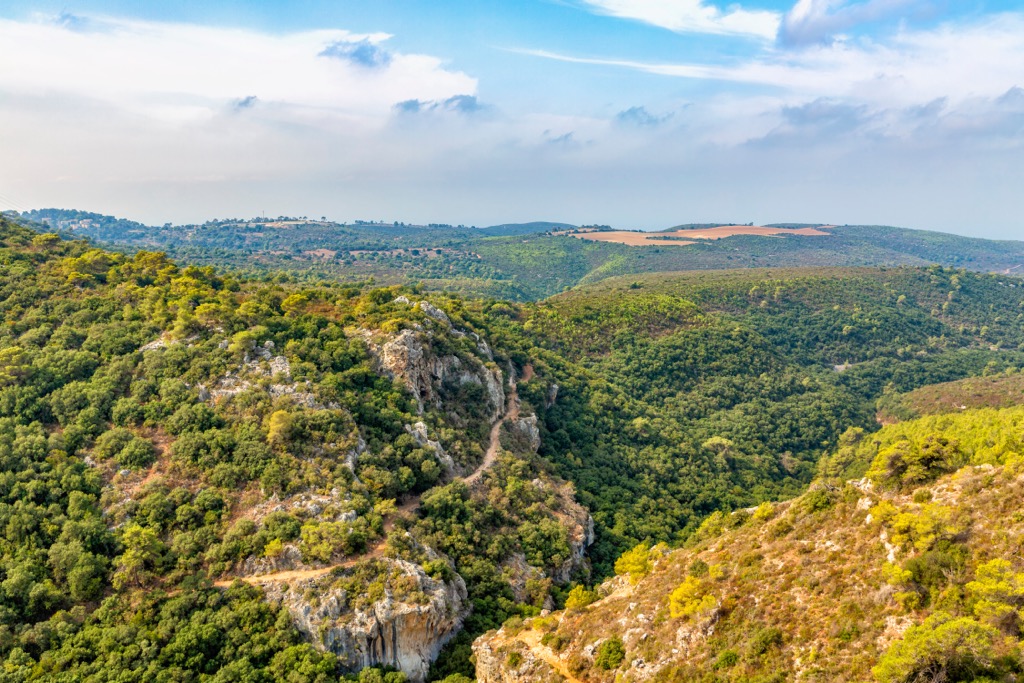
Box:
877;371;1024;423
3;216;1024;681
477;268;1024;571
0;218;589;681
16;210;1024;300
475;404;1024;682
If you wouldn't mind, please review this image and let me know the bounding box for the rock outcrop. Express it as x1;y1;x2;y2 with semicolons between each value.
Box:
406;421;456;475
540;479;596;583
506;414;542;453
200;341;331;409
365;324;505;420
473;631;559;683
266;557;469;683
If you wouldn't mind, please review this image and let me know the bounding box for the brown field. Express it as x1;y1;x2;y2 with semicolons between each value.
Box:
569;224;832;247
569;231;697;246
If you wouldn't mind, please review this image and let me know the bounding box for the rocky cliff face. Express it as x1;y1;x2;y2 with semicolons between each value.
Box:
362;303;505;421
265;556;469;683
473;629;560;683
473;462;1024;683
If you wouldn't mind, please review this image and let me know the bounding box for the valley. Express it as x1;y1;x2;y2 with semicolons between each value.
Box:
1;215;1024;682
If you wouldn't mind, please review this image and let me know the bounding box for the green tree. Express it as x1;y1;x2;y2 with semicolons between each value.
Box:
873;612;1000;683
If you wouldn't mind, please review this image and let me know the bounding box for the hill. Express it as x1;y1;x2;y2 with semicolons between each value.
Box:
877;372;1024;423
474;404;1024;682
3;217;1024;681
479;222;576;236
13;210;1024;300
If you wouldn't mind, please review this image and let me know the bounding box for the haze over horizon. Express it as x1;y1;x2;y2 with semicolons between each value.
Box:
2;1;1023;239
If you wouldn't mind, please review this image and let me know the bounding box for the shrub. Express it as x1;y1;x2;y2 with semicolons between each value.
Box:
564;585;599;611
614;544;652;585
801;487;835;514
747;627;783;657
688;559;709;577
752;501;775;522
117;437;156;469
873;612;1000;683
715;650;739;669
966;559;1024;633
594;637;625;670
669;576;717;619
869;436;965;490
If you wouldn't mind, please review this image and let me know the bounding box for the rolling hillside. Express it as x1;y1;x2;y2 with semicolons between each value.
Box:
3;216;1024;681
475;403;1024;682
13;210;1024;300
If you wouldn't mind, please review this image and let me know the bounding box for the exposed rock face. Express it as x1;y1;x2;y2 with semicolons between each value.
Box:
200;341;332;409
406;421;456;475
546;383;559;408
368;327;505;420
538;479;596;583
507;414;541;453
267;558;469;683
473;631;558;683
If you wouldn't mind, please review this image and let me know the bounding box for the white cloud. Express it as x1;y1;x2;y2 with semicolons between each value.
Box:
579;0;780;39
780;0;924;46
523;13;1024;111
0;14;476;126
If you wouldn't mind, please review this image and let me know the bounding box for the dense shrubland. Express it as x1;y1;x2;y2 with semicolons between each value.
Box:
473;269;1024;572
3;216;1024;680
480;404;1024;682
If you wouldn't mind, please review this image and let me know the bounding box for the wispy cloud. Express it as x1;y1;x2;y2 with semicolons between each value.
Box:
780;0;929;46
0;14;475;124
578;0;781;39
520;14;1024;109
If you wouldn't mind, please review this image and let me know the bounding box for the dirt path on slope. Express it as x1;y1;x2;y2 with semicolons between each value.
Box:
464;378;519;486
513;627;586;683
216;369;522;587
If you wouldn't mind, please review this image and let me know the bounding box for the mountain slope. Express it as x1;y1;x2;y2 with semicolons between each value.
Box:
14;210;1024;300
4;217;1024;681
475;404;1024;682
476;267;1024;571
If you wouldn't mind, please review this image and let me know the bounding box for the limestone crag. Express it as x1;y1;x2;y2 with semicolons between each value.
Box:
266;558;469;683
405;421;456;475
539;479;596;583
199;341;333;409
366;326;505;420
472;630;558;683
507;414;541;453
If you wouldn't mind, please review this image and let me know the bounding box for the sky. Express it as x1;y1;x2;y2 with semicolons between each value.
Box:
1;1;1023;237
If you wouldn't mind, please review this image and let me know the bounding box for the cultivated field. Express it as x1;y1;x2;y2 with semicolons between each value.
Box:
569;224;832;247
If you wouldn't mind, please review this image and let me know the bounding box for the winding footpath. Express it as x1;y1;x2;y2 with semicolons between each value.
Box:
215;371;521;588
510;626;586;683
464;378;519;486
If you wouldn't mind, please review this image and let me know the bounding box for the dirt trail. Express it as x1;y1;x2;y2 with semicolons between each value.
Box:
464;377;519;486
216;367;522;587
513;627;586;683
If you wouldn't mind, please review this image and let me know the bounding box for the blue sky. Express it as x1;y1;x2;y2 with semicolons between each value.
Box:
1;1;1023;237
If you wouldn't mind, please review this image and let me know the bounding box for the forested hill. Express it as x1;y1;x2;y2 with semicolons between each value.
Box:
14;209;1024;301
475;403;1024;682
2;215;1024;681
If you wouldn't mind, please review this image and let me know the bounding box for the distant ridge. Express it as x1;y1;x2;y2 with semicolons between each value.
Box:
478;221;575;236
